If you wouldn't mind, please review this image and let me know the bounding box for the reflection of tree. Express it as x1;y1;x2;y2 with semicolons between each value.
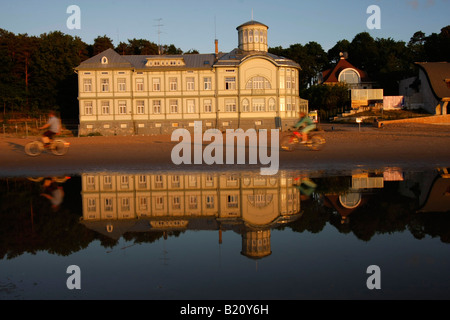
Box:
289;178;450;244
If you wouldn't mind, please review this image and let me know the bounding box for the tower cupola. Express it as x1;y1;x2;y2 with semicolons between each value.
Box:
237;20;269;52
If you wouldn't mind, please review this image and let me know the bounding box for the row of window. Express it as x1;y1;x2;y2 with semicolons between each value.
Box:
86;194;238;213
239;29;268;45
82;74;297;93
82;97;299;115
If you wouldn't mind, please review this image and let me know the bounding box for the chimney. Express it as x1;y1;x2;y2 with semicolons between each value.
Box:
215;39;218;55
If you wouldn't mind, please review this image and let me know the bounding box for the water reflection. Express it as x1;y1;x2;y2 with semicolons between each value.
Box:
80;171;303;260
1;167;450;299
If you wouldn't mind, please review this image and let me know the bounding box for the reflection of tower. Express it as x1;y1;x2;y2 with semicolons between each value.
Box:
241;229;271;259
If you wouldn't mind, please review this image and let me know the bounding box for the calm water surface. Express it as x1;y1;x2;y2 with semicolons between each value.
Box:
1;167;449;300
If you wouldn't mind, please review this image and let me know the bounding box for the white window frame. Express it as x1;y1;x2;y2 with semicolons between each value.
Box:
136;78;144;92
170;99;178;114
101;79;109;92
204;77;212;90
118;78;126;92
119;100;127;114
203;99;212;113
101;101;110;115
187;99;196;113
152;78;161;91
225;77;236;90
225;99;236;112
169;77;178;91
84;101;93;115
137;100;145;114
186;77;195;91
152;100;161;114
83;79;92;92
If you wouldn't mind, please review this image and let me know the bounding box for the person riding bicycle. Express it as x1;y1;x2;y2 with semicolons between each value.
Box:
294;112;316;143
39;111;61;146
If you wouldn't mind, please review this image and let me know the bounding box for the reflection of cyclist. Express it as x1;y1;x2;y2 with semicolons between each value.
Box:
294;112;316;143
39;111;61;145
41;178;64;211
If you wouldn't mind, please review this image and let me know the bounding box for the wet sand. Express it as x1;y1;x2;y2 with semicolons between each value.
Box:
1;123;450;177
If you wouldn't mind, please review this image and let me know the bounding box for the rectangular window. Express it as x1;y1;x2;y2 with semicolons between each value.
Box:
152;100;161;114
155;175;164;188
189;196;198;209
286;76;292;89
252;98;265;112
155;196;164;210
205;174;214;187
103;176;112;189
286;97;292;111
203;77;212;90
84;101;93;115
225;99;236;112
121;198;130;211
171;175;180;188
101;101;110;115
136;78;144;92
87;198;96;212
118;78;126;92
187;99;196;113
152;78;161;91
169;77;178;91
138;175;147;188
104;198;113;212
227;195;238;208
206;195;214;209
225;77;236;90
83;79;92;92
101;79;109;92
119;101;127;114
186;77;195;91
137;100;145;114
170;99;178;113
172;196;181;210
280;75;285;89
139;197;148;210
204;99;212;113
279;98;285;112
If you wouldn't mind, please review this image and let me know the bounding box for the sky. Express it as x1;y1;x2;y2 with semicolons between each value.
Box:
1;0;449;54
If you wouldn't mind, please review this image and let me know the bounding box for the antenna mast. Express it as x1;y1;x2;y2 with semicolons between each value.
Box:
154;18;163;54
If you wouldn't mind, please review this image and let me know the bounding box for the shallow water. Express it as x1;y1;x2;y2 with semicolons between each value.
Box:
0;167;449;300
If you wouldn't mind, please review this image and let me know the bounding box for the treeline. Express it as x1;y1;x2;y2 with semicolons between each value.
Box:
269;26;450;113
0;31;183;120
0;26;449;120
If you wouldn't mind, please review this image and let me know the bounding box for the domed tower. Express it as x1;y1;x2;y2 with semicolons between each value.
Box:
237;20;269;52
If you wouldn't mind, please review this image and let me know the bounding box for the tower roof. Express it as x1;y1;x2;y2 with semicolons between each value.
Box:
237;20;269;29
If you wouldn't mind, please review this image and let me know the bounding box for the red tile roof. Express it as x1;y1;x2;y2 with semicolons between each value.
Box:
322;58;370;83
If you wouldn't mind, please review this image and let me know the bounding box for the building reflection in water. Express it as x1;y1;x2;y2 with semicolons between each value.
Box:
80;171;303;259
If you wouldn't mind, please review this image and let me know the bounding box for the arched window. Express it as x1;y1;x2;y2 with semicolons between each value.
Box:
246;76;272;89
242;99;250;112
101;56;108;64
339;69;360;84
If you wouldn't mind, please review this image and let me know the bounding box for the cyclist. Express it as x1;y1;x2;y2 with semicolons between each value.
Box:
293;112;316;143
39;111;61;146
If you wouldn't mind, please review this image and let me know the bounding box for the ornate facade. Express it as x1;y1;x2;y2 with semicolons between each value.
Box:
75;21;307;136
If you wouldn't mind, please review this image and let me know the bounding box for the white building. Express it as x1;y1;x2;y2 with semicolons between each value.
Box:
75;20;306;135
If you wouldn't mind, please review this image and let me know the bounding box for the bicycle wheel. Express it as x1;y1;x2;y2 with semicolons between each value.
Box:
309;135;326;151
280;135;297;152
25;141;43;156
51;140;70;156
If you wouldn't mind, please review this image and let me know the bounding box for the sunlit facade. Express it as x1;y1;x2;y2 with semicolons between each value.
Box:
75;21;307;136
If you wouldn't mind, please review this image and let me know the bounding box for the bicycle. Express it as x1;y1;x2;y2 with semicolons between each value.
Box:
25;136;70;156
280;130;326;151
